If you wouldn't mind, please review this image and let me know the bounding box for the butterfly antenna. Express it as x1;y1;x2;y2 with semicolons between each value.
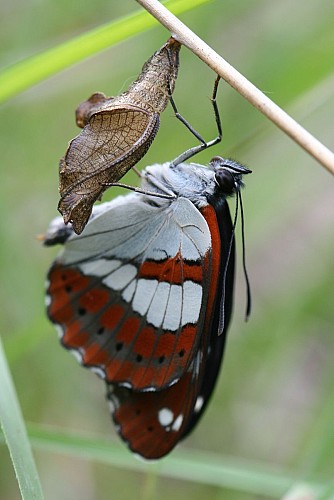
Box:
218;193;238;336
239;190;252;320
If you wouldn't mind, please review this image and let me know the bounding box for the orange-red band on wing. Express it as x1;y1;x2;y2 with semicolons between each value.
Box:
47;261;201;390
200;205;221;323
139;252;203;284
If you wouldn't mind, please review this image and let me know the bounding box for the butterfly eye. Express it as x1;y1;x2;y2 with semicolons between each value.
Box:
215;168;236;194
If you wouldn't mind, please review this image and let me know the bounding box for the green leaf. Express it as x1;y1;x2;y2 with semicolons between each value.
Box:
0;336;44;500
0;422;326;498
0;0;211;104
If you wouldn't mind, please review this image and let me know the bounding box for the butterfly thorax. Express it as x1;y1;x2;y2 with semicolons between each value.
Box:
140;158;244;210
140;162;216;208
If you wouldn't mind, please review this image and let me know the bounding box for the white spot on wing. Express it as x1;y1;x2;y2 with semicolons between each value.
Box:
55;324;64;339
122;280;136;302
194;396;204;413
108;399;116;412
158;408;174;427
146;282;170;327
45;294;51;307
142;386;157;393
172;414;183;431
132;279;159;315
70;349;83;363
107;387;119;410
89;366;105;379
120;381;133;389
80;258;121;276
108;396;119;413
163;284;182;331
167;378;179;388
181;281;202;325
103;264;137;290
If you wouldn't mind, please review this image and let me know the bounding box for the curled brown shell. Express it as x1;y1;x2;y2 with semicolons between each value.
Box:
58;37;181;234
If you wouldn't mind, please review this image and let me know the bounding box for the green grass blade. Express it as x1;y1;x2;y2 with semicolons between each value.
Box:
0;423;325;498
0;337;44;500
0;0;211;104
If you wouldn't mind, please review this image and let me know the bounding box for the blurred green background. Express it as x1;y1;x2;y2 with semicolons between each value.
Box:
1;0;334;499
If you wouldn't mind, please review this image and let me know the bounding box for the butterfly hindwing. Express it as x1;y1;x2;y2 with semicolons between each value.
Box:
107;358;202;459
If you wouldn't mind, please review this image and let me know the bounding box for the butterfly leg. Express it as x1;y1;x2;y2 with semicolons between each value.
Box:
131;166;142;178
168;84;207;146
169;76;223;167
102;181;176;199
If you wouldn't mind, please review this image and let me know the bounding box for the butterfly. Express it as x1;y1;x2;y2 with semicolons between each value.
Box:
45;156;251;459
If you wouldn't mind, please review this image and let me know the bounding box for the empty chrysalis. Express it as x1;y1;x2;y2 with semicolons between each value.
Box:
58;38;181;234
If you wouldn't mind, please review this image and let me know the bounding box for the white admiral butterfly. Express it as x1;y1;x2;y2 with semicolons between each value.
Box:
45;156;251;459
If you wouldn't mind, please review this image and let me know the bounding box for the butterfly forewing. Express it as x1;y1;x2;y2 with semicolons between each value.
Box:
47;196;212;392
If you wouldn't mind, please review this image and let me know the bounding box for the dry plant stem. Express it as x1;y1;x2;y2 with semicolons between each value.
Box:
136;0;334;175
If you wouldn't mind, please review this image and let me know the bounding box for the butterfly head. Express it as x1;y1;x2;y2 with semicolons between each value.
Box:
210;156;252;196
